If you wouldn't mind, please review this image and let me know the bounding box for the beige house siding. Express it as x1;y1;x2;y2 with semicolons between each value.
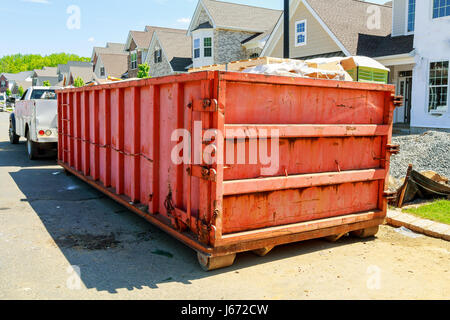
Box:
265;2;341;58
392;0;407;36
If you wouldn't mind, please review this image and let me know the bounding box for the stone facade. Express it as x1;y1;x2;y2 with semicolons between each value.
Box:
244;47;262;59
193;8;260;65
214;29;256;64
148;40;173;78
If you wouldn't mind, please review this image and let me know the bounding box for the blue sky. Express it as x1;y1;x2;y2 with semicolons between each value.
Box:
0;0;387;58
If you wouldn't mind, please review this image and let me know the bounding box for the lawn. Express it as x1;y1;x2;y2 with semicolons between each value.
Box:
403;200;450;225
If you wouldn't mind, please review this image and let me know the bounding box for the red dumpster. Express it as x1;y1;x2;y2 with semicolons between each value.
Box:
57;71;398;270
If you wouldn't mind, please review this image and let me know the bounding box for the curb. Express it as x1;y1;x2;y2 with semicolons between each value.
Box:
386;210;450;241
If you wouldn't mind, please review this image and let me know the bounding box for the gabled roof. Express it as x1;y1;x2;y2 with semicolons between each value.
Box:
58;61;92;75
126;30;153;50
305;0;392;56
98;53;128;78
149;27;192;72
188;0;282;34
34;67;58;78
263;0;394;57
1;71;34;82
91;43;126;60
69;66;95;83
12;80;32;93
357;34;414;58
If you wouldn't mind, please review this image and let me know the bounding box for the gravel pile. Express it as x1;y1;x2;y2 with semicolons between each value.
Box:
390;131;450;179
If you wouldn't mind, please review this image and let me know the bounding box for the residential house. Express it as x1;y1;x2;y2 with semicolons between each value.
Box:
262;0;449;131
143;26;192;77
94;53;128;79
67;66;96;86
406;0;449;131
124;29;153;78
91;42;126;66
0;74;11;94
187;0;282;68
57;61;93;86
11;80;32;97
32;67;59;86
91;42;127;79
0;71;33;95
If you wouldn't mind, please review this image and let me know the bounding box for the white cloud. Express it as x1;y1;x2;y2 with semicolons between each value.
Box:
177;17;191;24
88;37;95;43
21;0;50;4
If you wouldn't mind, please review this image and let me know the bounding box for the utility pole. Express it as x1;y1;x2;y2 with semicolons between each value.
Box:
283;0;290;58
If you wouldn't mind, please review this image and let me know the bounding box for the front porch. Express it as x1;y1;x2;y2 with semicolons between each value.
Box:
387;63;416;125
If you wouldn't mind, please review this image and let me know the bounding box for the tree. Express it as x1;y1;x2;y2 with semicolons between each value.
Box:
43;81;51;87
0;53;90;74
73;77;85;88
137;63;150;79
5;89;11;97
17;86;24;97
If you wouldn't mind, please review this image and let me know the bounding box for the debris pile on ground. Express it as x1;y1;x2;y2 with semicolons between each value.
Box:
390;131;450;180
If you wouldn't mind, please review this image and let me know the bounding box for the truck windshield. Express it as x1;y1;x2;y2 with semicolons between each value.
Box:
31;89;57;100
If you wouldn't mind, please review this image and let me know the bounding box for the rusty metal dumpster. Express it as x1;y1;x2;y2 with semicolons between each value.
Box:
56;71;399;270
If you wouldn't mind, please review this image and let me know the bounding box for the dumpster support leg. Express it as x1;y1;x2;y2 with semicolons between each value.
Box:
324;232;347;242
197;252;236;271
351;226;380;238
252;246;275;257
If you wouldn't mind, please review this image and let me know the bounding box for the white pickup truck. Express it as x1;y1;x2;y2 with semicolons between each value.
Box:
9;86;59;159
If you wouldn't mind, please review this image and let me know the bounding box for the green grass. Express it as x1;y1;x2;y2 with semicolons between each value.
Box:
403;200;450;224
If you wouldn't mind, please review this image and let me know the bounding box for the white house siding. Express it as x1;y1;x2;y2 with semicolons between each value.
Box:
410;0;450;131
192;29;214;68
392;0;407;36
389;63;415;124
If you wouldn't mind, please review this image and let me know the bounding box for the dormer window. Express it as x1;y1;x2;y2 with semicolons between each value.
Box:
194;39;201;59
407;0;416;33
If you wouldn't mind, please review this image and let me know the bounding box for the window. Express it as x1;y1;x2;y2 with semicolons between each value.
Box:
194;39;200;59
429;61;449;112
30;89;57;100
433;0;450;18
407;0;415;32
1;80;5;88
154;49;162;63
204;37;212;57
131;51;138;69
250;53;259;59
295;20;307;46
100;67;105;77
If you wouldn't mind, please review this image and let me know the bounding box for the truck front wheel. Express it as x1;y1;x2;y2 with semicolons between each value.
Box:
26;132;38;160
9;122;19;144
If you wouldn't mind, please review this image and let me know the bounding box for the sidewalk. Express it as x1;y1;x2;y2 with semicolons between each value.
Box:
387;210;450;241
